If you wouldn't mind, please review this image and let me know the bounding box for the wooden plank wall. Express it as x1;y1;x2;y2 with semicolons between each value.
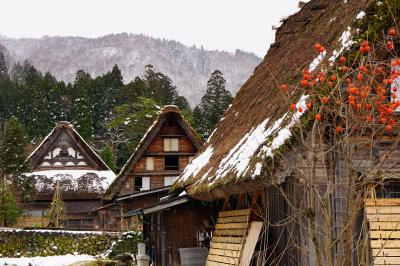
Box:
366;198;400;265
206;209;251;266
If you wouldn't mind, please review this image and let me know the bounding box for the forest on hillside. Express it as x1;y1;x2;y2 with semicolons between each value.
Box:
0;51;233;171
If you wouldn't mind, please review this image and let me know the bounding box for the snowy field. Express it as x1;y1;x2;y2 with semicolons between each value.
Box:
0;254;96;266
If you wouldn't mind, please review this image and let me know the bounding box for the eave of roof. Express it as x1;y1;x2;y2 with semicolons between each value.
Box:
116;186;171;201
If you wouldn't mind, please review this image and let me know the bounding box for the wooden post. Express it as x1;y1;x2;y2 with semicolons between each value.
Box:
161;210;168;266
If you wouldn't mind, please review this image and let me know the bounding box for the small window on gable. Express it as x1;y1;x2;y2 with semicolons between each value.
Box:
164;176;177;186
164;138;179;152
164;155;179;171
146;157;154;171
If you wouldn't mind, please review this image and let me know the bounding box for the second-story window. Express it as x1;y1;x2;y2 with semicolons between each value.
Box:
146;157;154;171
164;138;179;152
164;155;179;171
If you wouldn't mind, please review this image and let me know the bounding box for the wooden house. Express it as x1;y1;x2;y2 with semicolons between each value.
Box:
167;0;400;265
99;105;202;230
17;121;116;229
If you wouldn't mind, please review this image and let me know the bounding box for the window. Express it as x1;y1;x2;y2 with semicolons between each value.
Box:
146;157;154;171
376;182;400;198
23;209;44;217
164;138;179;152
164;155;179;171
135;176;150;191
164;176;177;186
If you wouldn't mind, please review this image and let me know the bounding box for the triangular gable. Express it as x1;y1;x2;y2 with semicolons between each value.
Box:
103;105;202;200
28;121;111;172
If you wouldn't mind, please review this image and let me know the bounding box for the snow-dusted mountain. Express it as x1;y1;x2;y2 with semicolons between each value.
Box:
0;33;261;105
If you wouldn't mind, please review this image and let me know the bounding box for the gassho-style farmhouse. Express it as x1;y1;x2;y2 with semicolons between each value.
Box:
7;0;400;265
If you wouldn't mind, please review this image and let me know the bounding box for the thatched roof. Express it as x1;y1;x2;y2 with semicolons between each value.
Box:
28;121;112;171
176;0;372;200
103;105;202;200
27;121;116;200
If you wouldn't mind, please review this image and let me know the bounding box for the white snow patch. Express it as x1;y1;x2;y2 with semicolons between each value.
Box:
259;95;308;159
309;50;326;72
0;254;95;266
356;11;366;20
0;228;108;235
252;162;263;178
377;1;383;6
26;170;116;193
178;146;214;181
328;27;353;64
179;190;187;197
211;118;271;183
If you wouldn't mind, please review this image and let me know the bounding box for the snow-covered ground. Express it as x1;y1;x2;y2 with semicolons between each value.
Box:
0;254;96;266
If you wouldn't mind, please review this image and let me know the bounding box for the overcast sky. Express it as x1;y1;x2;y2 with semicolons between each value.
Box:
0;0;301;57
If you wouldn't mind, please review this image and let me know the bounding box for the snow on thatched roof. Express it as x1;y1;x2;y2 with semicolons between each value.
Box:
103;105;202;200
176;0;371;200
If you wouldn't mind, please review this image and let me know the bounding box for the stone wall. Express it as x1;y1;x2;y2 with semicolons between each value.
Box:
0;229;142;258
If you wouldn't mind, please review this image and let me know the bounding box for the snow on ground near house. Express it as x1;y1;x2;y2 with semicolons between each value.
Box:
0;228;108;235
0;254;96;266
26;170;116;193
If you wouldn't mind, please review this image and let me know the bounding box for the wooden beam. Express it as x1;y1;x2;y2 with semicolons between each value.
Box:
369;221;400;230
236;194;246;210
212;236;243;244
207;254;238;265
366;198;400;206
209;248;241;258
371;240;400;249
239;221;263;266
214;229;247;236
215;223;248;230
366;206;400;214
206;261;234;266
211;243;242;251
218;209;251;218
217;216;249;224
369;230;400;239
373;256;400;265
366;214;400;221
372;248;400;257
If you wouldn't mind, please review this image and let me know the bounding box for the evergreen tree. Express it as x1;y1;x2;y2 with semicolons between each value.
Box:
0;176;21;227
47;180;67;228
72;70;93;140
193;106;206;139
144;65;178;105
0;116;28;176
197;70;233;138
0;52;7;78
174;96;190;111
0;117;34;201
99;145;117;172
116;77;146;105
108;97;160;168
